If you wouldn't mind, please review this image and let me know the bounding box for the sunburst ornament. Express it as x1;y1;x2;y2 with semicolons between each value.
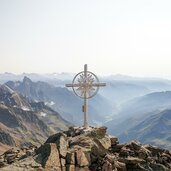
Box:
72;70;100;99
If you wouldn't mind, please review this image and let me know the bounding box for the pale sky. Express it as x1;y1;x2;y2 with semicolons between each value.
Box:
0;0;171;77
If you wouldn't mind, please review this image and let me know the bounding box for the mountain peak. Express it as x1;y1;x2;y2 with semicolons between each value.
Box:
23;76;32;83
0;126;171;170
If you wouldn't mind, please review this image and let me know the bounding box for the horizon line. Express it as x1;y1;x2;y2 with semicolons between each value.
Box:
0;72;171;80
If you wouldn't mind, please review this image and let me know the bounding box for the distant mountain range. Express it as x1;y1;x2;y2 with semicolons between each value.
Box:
100;78;171;105
0;84;70;153
99;81;150;104
5;77;113;126
0;72;74;86
1;72;171;105
1;73;171;150
117;91;171;121
106;91;171;149
1;72;171;87
119;109;171;149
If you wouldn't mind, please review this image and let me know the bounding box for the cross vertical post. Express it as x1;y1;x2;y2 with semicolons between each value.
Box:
84;64;88;128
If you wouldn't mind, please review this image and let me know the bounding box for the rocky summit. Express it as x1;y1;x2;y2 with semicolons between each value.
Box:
0;126;171;171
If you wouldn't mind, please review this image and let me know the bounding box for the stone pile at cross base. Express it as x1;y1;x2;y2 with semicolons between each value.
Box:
0;126;171;171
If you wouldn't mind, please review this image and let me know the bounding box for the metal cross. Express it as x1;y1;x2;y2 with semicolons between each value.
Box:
65;64;106;128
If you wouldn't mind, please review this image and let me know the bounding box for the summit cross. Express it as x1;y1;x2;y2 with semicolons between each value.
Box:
65;64;106;128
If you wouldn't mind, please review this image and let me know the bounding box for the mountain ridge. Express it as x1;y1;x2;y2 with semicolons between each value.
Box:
6;77;113;126
119;109;171;149
0;84;70;153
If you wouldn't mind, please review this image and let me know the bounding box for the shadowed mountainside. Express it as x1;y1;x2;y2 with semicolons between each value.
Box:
0;84;70;153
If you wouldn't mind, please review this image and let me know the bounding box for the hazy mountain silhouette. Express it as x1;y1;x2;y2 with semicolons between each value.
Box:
2;73;171;150
106;91;171;149
99;80;150;104
119;109;171;149
6;77;113;126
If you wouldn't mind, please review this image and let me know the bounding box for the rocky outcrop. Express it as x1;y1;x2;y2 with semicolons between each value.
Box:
0;146;37;169
0;126;171;171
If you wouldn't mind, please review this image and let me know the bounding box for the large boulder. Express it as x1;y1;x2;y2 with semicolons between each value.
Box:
75;148;90;167
36;143;61;170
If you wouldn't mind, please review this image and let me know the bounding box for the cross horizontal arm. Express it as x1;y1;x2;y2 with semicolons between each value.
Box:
66;83;106;87
92;83;106;87
65;84;80;87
